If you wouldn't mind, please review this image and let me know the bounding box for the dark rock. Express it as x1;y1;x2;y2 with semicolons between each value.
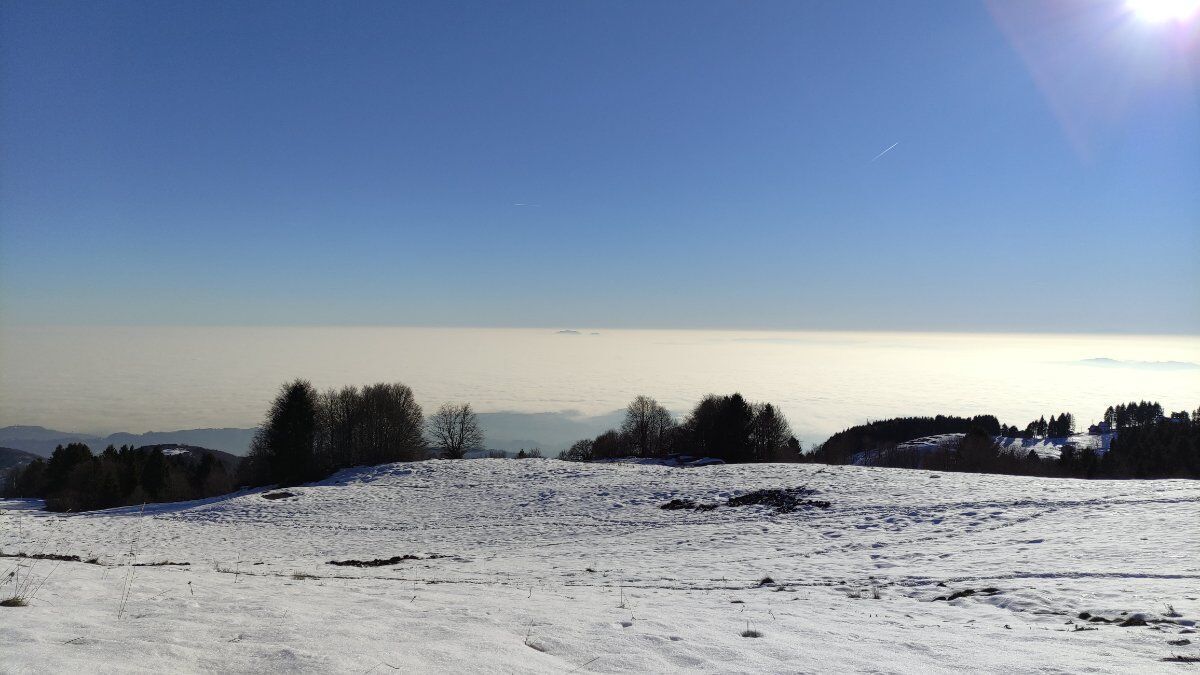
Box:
726;488;830;513
262;491;297;500
328;554;424;568
934;587;1001;602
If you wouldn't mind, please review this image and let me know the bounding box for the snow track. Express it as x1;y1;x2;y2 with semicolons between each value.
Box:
2;460;1198;673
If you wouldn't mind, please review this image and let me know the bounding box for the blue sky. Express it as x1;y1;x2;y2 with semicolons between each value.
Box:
2;0;1197;332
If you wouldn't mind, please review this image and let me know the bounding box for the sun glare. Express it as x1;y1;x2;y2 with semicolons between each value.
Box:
1127;0;1200;22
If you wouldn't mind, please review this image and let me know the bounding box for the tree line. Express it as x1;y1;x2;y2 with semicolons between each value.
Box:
1088;417;1199;478
1104;401;1167;429
816;402;1199;479
812;415;1003;465
5;380;1196;513
1010;412;1075;439
240;379;487;487
927;414;1198;479
3;378;490;509
559;393;803;464
2;444;235;512
988;403;1171;440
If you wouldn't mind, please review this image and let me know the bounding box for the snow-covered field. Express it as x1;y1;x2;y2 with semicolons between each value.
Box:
2;460;1198;673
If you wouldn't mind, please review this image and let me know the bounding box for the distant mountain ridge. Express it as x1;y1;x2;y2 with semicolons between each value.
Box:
0;410;625;458
0;426;257;458
474;410;624;453
133;444;242;471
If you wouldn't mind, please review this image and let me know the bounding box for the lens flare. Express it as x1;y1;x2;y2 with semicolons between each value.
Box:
1127;0;1200;22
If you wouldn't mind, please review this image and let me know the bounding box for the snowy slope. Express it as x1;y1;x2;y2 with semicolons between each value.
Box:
999;432;1117;459
1;460;1197;673
854;432;1119;464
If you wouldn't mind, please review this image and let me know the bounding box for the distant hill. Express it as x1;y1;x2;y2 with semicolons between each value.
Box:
0;446;41;474
0;426;92;443
475;410;624;453
813;415;1004;465
0;443;239;482
102;429;257;456
133;444;242;471
0;426;257;457
0;411;625;458
849;432;1117;466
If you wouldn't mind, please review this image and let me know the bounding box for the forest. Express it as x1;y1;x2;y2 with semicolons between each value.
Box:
558;393;802;464
815;401;1199;479
2;444;235;512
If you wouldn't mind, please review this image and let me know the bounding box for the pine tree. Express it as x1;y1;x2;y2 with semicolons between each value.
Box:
246;379;319;486
141;448;167;500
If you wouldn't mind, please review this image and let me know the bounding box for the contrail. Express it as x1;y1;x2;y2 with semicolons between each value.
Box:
870;142;899;163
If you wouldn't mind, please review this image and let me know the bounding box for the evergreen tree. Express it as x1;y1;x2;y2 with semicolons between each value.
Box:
46;443;92;494
246;379;319;486
141;448;167;500
683;393;754;462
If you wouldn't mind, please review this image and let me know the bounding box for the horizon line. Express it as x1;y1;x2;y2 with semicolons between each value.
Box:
2;322;1198;339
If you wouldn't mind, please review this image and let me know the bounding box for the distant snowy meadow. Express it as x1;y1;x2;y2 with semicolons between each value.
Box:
1;326;1196;446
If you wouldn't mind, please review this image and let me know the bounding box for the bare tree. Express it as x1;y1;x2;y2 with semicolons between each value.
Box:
591;430;622;459
750;402;794;462
620;395;675;458
315;385;361;471
358;382;426;463
560;438;594;462
429;403;484;459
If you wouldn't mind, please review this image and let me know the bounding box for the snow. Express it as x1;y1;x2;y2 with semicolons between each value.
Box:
2;459;1197;673
850;433;965;465
854;432;1120;464
999;432;1117;459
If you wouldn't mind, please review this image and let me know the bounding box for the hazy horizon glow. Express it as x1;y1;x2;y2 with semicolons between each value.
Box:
2;326;1196;447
